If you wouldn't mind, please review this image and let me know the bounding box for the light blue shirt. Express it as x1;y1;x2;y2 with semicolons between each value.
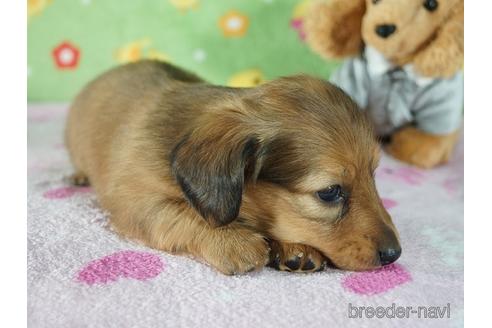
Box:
330;46;464;136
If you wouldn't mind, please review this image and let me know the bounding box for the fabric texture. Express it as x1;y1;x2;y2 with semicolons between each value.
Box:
27;0;336;101
28;104;463;328
330;46;464;135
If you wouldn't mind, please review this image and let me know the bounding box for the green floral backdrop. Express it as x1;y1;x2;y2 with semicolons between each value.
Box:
27;0;340;101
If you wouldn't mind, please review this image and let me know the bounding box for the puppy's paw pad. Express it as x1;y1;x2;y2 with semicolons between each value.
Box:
67;172;90;186
285;257;301;271
269;242;326;273
301;259;316;271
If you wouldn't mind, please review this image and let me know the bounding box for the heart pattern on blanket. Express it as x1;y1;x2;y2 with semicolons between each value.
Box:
76;251;164;285
342;263;411;295
381;198;398;209
442;177;463;197
377;166;426;186
43;186;92;199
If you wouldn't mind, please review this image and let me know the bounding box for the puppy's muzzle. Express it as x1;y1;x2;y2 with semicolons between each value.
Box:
377;224;401;266
379;247;401;266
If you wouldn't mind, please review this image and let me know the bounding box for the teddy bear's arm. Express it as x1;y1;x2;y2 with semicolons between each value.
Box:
385;73;463;168
412;74;464;135
330;57;369;110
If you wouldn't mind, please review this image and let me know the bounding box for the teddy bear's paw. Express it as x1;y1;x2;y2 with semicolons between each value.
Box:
385;127;459;169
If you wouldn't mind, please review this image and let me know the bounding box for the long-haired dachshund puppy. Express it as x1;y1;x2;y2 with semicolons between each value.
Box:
66;60;401;275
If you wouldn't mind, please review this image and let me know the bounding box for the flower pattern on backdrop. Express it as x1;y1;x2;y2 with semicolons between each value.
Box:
28;0;53;21
169;0;199;12
52;41;80;69
114;38;171;64
219;10;249;37
228;68;264;88
290;0;312;41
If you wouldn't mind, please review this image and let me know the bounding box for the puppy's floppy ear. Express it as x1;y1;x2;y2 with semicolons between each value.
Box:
305;0;365;59
413;0;463;78
171;118;266;227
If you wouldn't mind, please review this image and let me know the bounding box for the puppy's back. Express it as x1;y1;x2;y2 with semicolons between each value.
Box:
65;60;202;192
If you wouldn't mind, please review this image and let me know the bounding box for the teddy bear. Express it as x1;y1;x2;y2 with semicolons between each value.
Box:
305;0;463;168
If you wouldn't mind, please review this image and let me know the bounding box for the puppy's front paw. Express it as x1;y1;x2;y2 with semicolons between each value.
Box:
268;241;326;273
67;171;90;186
386;126;459;169
200;228;270;275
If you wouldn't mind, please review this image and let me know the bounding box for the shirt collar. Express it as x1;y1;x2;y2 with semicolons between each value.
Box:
364;46;434;87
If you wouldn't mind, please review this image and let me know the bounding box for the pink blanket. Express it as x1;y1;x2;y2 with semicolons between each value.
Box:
28;104;463;328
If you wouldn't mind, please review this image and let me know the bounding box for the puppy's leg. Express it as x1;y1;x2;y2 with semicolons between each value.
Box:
268;241;326;273
67;171;90;186
196;224;271;275
115;200;270;275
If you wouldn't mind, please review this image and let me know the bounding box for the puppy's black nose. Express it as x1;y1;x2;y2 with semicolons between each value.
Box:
379;247;401;266
375;24;396;38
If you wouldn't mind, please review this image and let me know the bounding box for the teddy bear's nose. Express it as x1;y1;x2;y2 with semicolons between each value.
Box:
375;24;397;38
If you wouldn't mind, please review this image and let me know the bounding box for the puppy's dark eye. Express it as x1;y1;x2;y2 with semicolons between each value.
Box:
423;0;438;11
317;185;343;203
372;0;381;4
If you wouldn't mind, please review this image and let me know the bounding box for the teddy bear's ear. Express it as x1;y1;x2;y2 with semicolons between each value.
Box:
413;0;464;78
305;0;366;59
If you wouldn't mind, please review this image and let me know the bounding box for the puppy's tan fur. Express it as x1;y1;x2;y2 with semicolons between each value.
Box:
66;61;400;274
